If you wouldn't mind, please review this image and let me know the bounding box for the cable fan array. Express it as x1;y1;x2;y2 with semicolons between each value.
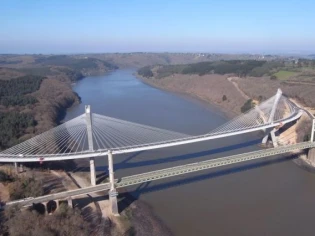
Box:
0;114;190;157
206;93;298;135
0;91;300;160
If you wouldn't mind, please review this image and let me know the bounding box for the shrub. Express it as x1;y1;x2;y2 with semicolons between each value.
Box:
137;66;153;78
222;95;227;101
241;99;255;113
2;205;92;236
9;176;44;200
0;170;13;182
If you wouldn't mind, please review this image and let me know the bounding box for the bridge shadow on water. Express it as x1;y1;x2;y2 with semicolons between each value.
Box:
115;139;262;170
69;139;262;174
117;153;297;213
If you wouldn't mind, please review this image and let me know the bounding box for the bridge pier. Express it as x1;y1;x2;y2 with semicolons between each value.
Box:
108;150;119;216
90;158;96;186
14;162;18;174
262;128;278;147
67;197;73;208
19;163;24;173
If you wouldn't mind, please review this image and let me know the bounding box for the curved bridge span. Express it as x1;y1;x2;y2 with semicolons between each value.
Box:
7;141;315;207
0;89;305;162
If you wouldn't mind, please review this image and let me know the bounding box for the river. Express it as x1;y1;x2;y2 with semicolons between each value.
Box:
64;69;315;236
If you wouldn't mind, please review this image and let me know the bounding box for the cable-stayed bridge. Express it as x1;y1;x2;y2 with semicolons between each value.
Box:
6;141;315;209
0;89;304;161
2;89;315;215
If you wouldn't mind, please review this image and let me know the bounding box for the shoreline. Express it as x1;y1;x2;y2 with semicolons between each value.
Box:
135;73;235;120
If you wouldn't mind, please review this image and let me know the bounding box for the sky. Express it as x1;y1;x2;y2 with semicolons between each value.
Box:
1;0;315;54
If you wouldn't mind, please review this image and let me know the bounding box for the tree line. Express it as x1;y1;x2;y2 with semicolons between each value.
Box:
0;112;37;150
137;66;154;78
0;75;44;107
138;60;286;79
35;55;118;72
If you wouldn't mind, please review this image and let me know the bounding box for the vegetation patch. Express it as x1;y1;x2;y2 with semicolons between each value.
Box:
137;66;154;78
273;70;297;80
139;60;285;79
0;75;44;107
0;95;38;107
0;112;37;150
0;170;13;182
241;99;255;113
8;175;44;200
0;75;44;97
35;55;117;71
0;204;93;236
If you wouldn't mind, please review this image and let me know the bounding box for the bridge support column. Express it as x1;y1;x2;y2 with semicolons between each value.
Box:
56;200;60;211
90;158;96;186
19;163;24;173
67;197;73;208
43;202;48;215
14;162;18;174
108;150;119;216
311;119;315;142
270;129;278;147
262;134;269;144
262;128;278;147
85;105;96;186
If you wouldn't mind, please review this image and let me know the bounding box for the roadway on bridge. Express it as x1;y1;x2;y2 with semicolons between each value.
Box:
7;141;314;207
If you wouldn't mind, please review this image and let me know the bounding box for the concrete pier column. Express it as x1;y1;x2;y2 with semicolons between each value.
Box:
90;158;96;186
67;197;73;208
262;128;278;147
270;129;278;147
56;200;60;211
43;202;48;215
262;134;269;144
14;162;18;174
19;163;24;173
108;150;119;216
85;105;96;186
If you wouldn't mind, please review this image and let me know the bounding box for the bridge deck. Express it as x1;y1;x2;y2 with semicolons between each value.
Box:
7;141;315;207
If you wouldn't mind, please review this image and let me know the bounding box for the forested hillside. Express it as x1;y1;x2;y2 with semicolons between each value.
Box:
0;75;44;107
0;112;36;149
0;55;119;151
138;60;284;79
35;55;118;75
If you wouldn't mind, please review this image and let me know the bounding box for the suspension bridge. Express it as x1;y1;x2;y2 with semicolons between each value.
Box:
2;89;315;215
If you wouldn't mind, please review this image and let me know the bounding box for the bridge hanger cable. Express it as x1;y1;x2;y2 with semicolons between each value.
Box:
0;92;300;159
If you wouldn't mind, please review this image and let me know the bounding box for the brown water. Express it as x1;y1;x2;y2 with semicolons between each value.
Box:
65;69;315;236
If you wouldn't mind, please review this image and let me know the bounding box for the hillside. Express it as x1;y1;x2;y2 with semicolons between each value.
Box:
0;55;118;150
85;52;284;68
137;59;315;116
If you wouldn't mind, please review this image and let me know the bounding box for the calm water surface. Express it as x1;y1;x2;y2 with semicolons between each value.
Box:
64;70;315;236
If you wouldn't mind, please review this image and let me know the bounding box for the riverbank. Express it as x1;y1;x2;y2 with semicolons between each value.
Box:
137;73;246;118
137;72;315;144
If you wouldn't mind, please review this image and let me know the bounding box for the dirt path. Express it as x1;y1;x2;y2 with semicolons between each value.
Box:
227;77;250;100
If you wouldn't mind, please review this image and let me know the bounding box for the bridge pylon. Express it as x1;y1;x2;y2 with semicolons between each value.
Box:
108;150;119;216
262;89;282;147
85;105;96;186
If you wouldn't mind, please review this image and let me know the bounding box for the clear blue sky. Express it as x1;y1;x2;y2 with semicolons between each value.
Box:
1;0;314;54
